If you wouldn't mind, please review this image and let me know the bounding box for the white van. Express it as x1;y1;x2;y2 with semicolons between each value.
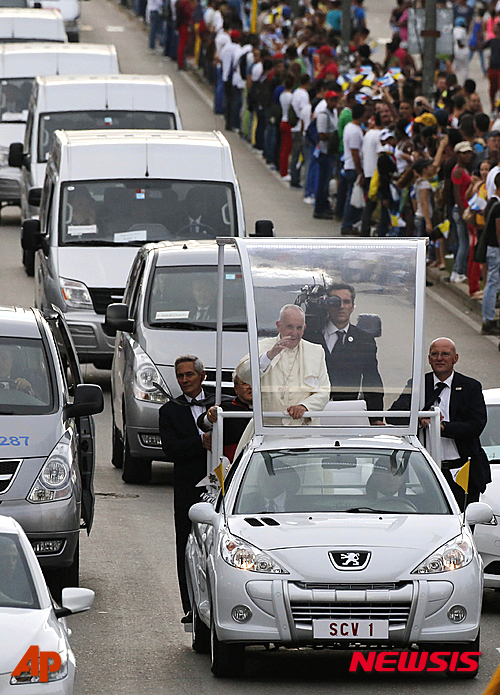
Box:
21;129;267;368
27;0;80;42
0;8;67;42
0;43;118;211
10;74;182;240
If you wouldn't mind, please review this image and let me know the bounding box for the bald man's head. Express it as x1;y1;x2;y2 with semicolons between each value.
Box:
428;337;458;381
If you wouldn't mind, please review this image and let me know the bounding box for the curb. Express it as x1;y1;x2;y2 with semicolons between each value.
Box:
426;266;483;319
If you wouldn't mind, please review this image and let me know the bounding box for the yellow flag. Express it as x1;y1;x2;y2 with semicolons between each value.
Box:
452;460;470;493
214;459;225;495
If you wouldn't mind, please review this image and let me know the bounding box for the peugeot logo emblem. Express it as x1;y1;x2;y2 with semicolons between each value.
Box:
329;551;371;571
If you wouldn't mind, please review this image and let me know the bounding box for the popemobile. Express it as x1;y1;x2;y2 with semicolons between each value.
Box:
185;237;494;678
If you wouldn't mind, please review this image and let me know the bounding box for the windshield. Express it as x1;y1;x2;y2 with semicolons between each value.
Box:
0;337;53;414
0;77;32;120
59;179;237;245
0;534;39;609
148;265;246;331
38;110;177;162
234;448;450;515
482;403;500;463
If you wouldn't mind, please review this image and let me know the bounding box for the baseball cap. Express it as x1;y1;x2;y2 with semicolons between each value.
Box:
380;128;395;141
318;45;333;57
454;141;474;153
414;112;438;127
230;30;241;41
325;90;339;98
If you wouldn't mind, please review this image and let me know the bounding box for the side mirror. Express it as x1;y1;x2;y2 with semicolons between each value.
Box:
28;187;42;208
21;218;42;251
65;383;104;419
105;303;135;333
189;502;218;525
465;501;495;526
8;142;24;168
54;587;95;618
252;219;274;237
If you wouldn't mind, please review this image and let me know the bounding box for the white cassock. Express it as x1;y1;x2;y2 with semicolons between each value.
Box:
233;337;331;458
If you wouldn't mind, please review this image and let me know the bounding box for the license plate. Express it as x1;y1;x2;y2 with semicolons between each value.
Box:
313;619;389;639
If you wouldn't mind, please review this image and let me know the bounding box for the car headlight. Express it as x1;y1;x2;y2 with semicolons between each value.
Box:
220;530;288;574
412;532;474;574
60;277;93;310
28;431;78;503
132;348;167;403
10;651;68;684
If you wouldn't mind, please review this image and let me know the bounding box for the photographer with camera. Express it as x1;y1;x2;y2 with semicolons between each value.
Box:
304;283;384;424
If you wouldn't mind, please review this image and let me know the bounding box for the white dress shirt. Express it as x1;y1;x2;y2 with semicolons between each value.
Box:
432;374;460;463
186;389;206;436
322;320;349;353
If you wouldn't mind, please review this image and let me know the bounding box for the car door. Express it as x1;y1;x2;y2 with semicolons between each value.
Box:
46;308;96;533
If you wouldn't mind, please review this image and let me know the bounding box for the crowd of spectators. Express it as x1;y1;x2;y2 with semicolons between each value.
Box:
124;0;500;338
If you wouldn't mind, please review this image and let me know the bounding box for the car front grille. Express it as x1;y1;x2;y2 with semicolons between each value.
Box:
290;601;412;625
0;459;21;493
293;582;401;591
89;288;124;315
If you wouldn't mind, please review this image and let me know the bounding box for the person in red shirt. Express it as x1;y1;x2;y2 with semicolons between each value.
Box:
177;0;194;70
315;45;339;82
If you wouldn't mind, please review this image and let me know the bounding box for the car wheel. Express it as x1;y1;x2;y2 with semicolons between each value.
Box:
111;423;123;469
210;605;245;677
122;424;152;484
192;603;210;654
23;250;35;277
444;633;480;680
44;539;79;602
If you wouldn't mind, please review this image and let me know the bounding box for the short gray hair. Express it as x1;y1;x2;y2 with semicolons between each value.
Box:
174;354;205;375
279;304;305;321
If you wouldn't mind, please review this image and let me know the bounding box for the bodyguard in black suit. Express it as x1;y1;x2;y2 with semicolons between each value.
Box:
159;355;214;620
390;337;490;509
306;283;384;422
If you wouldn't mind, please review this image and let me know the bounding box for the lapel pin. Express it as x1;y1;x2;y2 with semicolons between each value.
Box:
455;387;462;391
348;336;354;342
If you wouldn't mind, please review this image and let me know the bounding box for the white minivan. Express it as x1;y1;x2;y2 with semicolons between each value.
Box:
10;74;182;251
0;8;67;42
21;129;266;369
0;43;118;211
27;0;80;42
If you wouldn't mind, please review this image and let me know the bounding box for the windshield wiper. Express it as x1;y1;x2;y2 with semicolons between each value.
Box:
150;321;214;331
344;507;392;514
0;409;15;414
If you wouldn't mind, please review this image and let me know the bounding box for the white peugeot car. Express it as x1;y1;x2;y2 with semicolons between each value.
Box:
474;388;500;588
187;435;492;678
0;515;94;694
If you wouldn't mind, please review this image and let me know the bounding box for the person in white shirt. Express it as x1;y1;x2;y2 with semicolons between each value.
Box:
279;73;295;179
147;0;164;51
360;112;382;235
289;73;311;188
220;30;241;131
313;91;340;219
338;102;366;234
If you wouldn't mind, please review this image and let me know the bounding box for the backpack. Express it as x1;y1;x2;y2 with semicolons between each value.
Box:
327;129;340;156
305;119;319;146
249;77;271;110
239;51;248;81
288;102;299;128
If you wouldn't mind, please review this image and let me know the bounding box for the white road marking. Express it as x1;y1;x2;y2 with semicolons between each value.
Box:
426;287;499;346
105;25;125;32
81;24;93;30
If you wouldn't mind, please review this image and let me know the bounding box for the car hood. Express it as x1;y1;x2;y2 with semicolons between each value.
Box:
228;514;462;579
0;413;64;459
147;330;248;368
0;122;26;148
57;246;138;289
0;607;64;675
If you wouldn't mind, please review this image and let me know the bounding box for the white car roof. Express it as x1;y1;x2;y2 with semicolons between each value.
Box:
484;388;500;404
0;43;118;77
35;74;176;113
149;240;240;267
0;8;66;41
0;305;41;339
0;514;22;534
52;130;234;183
253;434;420;453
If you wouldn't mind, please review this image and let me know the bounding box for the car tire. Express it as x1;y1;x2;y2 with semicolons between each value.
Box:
444;632;480;680
44;539;79;602
122;424;152;484
192;603;210;654
23;250;35;277
111;423;123;469
210;606;245;677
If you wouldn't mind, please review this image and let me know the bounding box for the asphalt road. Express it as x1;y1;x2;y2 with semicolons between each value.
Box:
1;0;500;691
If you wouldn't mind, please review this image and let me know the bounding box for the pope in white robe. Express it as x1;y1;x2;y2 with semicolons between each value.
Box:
236;304;330;435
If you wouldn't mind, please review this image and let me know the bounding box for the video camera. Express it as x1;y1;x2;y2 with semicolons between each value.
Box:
295;283;382;338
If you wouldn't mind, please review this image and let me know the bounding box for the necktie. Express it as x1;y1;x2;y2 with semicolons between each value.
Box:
332;330;345;352
424;381;446;411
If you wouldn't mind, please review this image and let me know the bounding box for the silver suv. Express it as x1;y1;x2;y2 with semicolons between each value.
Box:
0;305;103;597
106;241;249;484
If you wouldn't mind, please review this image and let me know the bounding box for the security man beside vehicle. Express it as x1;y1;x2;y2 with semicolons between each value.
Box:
159;354;214;623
